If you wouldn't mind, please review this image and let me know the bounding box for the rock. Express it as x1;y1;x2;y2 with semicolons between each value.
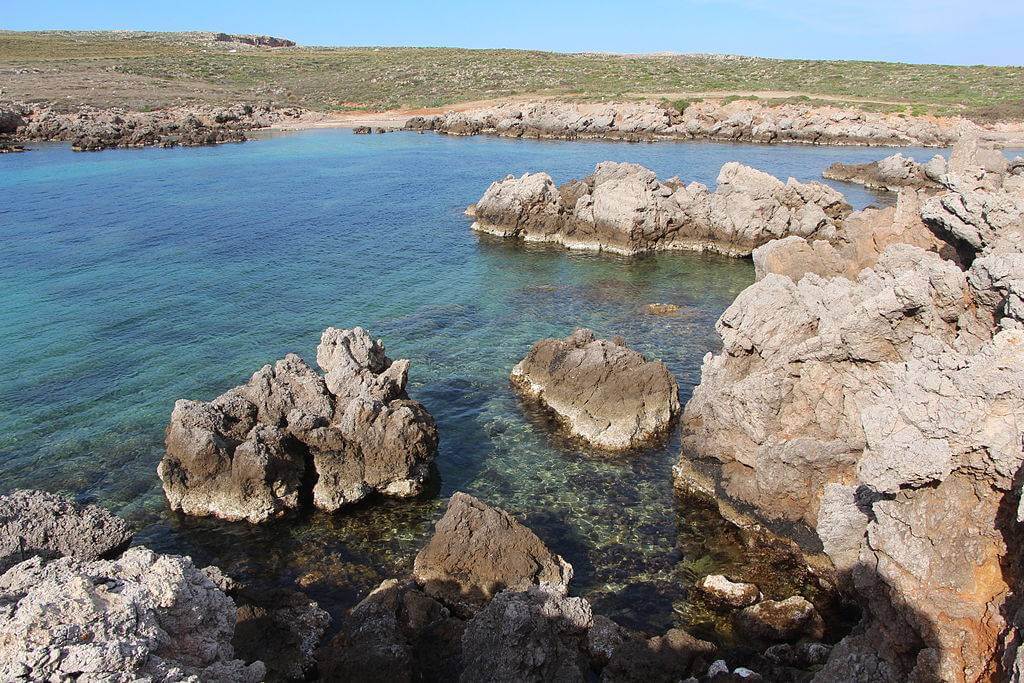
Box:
159;327;438;522
407;99;968;147
510;329;680;450
212;33;296;48
472;161;851;257
823;153;940;191
736;596;824;642
0;547;265;682
318;578;465;683
646;302;681;315
459;586;594;683
353;126;372;134
0;489;133;573
232;588;330;682
412;492;572;613
600;627;716;683
696;574;761;609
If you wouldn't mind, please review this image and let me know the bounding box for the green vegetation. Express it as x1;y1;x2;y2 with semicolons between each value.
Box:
1;30;1022;120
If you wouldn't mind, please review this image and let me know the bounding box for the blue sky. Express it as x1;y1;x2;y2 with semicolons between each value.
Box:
4;0;1023;65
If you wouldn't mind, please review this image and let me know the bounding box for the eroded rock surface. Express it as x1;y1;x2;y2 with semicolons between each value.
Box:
471;161;851;256
510;329;680;449
159;326;438;522
680;137;1024;681
406;99;991;147
413;492;573;612
0;489;133;573
0;547;265;682
823;153;943;191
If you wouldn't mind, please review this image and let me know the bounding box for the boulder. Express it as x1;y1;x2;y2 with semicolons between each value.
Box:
412;492;572;612
511;329;680;450
232;588;330;682
0;547;265;682
823;153;941;191
159;327;438;522
471;161;852;257
736;596;824;642
696;574;761;609
0;489;133;573
601;627;716;683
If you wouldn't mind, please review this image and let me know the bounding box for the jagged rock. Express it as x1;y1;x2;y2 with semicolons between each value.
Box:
697;574;761;609
472;161;851;256
0;547;265;682
600;627;716;683
406;100;976;147
213;33;296;48
159;327;438;522
413;492;572;613
0;489;133;573
510;329;680;450
736;596;824;642
823;153;941;191
460;586;594;683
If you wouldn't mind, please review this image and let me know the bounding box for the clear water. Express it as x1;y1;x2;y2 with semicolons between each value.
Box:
0;131;953;638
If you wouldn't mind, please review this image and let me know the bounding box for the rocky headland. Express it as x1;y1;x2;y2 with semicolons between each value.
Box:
469;160;851;256
158;326;439;523
510;329;680;450
678;136;1024;680
0;101;305;151
407;99;1023;148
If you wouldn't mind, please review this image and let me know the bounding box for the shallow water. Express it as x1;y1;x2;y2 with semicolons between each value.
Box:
0;131;960;637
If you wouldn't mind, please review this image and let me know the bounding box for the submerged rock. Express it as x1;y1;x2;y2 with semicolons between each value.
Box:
0;489;133;573
0;547;265;682
472;161;851;256
736;596;824;642
697;575;761;609
511;329;680;450
413;492;573;613
159;326;438;522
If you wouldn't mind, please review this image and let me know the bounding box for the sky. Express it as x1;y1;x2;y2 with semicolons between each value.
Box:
4;0;1023;66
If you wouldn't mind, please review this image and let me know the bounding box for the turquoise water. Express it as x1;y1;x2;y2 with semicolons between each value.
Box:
0;130;946;637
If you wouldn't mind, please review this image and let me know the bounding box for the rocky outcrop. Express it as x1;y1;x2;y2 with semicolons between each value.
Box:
2;101;304;151
321;491;718;682
213;33;296;48
406;99;997;148
158;326;438;522
680;138;1024;681
412;492;573;612
471;161;851;257
510;329;680;449
0;489;133;573
231;587;330;682
823;152;944;191
0;547;265;682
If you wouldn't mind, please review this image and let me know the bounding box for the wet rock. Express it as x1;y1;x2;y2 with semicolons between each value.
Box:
697;574;761;609
601;627;716;682
232;588;330;682
318;579;465;683
472;161;851;257
353;126;372;134
823;153;941;191
736;596;824;642
646;302;682;315
0;489;133;573
0;547;264;682
511;329;680;450
413;492;572;613
159;327;438;522
460;585;594;683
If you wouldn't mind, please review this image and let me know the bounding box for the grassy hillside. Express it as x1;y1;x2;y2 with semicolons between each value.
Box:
1;30;1022;120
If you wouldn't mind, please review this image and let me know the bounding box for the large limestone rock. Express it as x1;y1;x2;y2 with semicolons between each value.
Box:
0;547;265;682
413;492;573;612
471;161;851;257
680;145;1024;681
823;153;942;191
0;489;133;572
159;327;438;522
510;329;680;450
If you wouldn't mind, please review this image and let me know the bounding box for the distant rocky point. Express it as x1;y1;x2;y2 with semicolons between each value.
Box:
213;32;295;48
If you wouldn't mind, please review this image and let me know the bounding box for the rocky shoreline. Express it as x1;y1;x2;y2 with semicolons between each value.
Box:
406;99;1024;148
